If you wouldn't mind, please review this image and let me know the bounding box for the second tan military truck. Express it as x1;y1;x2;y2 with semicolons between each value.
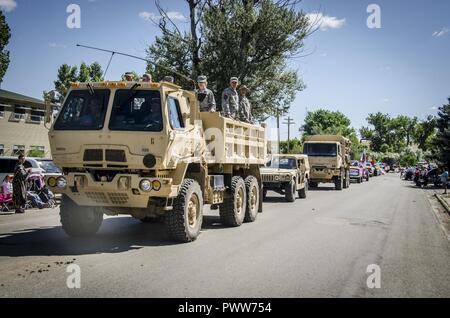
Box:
46;81;266;242
303;135;351;190
261;154;310;202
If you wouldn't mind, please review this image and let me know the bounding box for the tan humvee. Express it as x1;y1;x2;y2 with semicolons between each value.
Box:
260;154;310;202
303;135;351;190
46;81;266;242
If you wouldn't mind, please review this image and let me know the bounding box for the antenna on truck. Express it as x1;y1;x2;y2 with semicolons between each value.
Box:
76;44;196;89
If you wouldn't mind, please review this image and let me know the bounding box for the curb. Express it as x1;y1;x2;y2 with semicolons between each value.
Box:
435;193;450;215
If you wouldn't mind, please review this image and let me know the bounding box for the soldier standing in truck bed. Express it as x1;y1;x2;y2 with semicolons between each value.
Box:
221;77;239;119
196;75;216;112
239;85;254;124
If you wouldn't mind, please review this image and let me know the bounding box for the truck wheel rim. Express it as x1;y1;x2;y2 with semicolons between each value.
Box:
187;194;199;228
250;185;257;211
236;187;244;214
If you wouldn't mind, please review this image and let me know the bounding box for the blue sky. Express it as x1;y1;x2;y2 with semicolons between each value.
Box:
1;0;449;139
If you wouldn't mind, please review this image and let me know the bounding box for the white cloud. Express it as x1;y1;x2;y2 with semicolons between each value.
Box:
432;27;449;37
382;98;389;103
320;52;327;57
307;12;345;31
0;0;17;12
49;43;68;49
430;106;438;110
139;11;187;22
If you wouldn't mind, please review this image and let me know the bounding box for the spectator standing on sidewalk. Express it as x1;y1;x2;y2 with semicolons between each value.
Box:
13;155;30;213
440;167;448;195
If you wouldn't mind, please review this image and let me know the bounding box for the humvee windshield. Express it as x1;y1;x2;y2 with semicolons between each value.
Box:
109;90;163;131
304;143;337;157
267;158;296;169
54;89;110;130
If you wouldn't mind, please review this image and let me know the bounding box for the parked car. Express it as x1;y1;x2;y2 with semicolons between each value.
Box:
0;157;61;182
364;162;374;177
349;165;364;183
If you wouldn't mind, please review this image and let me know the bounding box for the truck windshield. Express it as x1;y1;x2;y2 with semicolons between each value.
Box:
267;158;296;169
109;90;163;131
304;143;337;157
54;89;110;130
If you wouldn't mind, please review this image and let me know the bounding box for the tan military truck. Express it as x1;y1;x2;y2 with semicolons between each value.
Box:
303;135;351;190
46;81;266;242
261;154;310;202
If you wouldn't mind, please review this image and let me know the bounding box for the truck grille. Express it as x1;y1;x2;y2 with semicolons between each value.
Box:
108;193;129;204
105;149;126;162
83;149;103;161
262;175;281;182
85;192;108;204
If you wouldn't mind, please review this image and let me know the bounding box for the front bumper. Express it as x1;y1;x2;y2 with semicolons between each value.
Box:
46;173;177;208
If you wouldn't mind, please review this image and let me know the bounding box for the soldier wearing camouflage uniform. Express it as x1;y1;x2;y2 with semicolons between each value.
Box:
239;85;254;124
196;75;216;112
221;77;239;118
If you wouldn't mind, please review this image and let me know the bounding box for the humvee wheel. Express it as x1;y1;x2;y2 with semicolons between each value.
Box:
285;180;296;202
343;171;349;189
298;179;308;199
60;195;103;237
335;174;343;190
262;189;267;201
165;179;203;243
309;181;318;188
219;176;246;226
244;176;259;222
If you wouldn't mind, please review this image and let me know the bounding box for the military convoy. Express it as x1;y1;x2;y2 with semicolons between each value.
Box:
303;135;352;190
44;79;367;242
46;81;266;242
261;154;310;202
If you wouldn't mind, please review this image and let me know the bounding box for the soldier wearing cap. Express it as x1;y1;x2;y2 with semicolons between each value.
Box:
162;76;174;83
141;73;152;83
124;72;134;81
239;85;254;123
196;75;216;112
221;77;239;118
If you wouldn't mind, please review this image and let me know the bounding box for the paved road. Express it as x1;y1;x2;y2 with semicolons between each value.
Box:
1;173;450;297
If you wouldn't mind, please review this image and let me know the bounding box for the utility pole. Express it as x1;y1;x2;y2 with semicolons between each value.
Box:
282;116;296;153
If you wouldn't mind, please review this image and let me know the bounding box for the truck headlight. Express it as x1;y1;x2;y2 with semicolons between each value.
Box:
47;177;57;187
152;180;161;191
56;177;67;189
139;179;152;192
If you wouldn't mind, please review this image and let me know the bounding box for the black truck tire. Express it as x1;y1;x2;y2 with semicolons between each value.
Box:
60;194;103;237
219;176;247;226
244;176;259;222
165;179;203;242
285;180;296;202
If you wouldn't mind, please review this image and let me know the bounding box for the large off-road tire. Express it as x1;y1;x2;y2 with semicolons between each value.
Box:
357;176;362;184
60;194;103;237
285;180;296;202
140;216;163;223
309;181;318;188
335;174;343;191
298;179;308;199
244;176;259;223
165;179;203;243
262;188;267;201
219;176;246;226
343;171;350;189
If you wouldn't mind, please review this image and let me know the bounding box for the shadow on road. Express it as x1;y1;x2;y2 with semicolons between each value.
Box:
309;186;336;191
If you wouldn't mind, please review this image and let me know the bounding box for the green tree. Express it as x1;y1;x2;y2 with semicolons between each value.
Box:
360;112;392;152
0;11;11;85
279;138;302;154
146;0;311;120
433;97;450;168
412;115;436;152
120;70;139;81
53;62;104;103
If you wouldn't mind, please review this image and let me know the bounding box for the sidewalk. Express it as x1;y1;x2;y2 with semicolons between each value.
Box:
435;193;450;215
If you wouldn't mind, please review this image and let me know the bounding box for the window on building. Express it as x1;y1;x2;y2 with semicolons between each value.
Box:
29;108;44;123
0;105;4;118
0;144;4;156
29;145;45;157
12;106;26;121
13;145;25;156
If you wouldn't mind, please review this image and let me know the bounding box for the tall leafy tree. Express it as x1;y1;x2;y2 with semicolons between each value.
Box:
433;98;450;167
146;0;311;120
52;62;104;103
0;10;11;85
412;115;436;152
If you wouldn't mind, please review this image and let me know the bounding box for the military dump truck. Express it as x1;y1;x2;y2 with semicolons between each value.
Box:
260;154;310;202
303;135;351;190
46;81;266;242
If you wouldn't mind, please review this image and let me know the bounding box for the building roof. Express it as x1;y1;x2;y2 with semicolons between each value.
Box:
0;89;47;108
